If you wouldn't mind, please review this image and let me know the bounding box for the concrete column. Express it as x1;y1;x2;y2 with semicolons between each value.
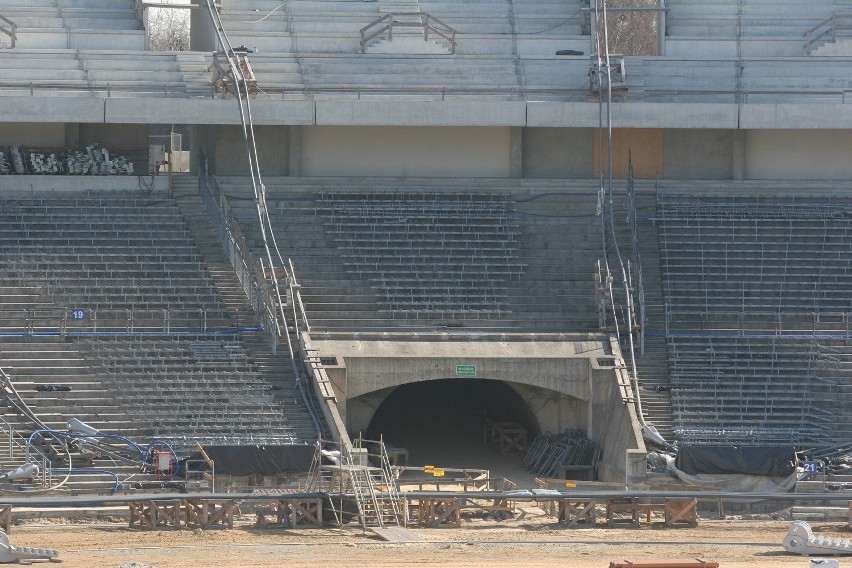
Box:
625;449;648;487
189;124;216;174
190;0;218;52
509;126;523;178
732;129;746;180
657;0;666;56
288;125;302;177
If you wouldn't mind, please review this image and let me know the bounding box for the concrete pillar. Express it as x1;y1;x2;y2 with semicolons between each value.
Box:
625;449;648;487
288;125;302;177
189;124;216;174
190;0;218;52
657;0;666;56
732;129;746;180
509;127;523;178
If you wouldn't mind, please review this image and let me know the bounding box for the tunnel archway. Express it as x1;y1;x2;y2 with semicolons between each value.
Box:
364;378;541;480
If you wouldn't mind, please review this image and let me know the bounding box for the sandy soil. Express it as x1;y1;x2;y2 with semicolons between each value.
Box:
8;508;850;568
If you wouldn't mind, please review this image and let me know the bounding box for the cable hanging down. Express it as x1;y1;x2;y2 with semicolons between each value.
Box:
201;0;324;440
593;1;672;451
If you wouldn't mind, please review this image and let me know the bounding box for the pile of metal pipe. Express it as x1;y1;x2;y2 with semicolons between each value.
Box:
0;144;134;175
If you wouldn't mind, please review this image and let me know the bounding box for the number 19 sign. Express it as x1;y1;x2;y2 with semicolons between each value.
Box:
69;309;88;321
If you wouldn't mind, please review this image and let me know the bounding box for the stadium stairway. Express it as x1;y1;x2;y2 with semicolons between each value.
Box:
172;176;322;443
0;193;312;462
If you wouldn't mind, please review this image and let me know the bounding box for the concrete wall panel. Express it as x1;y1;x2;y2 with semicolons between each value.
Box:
211;125;290;176
0;123;67;147
300;126;511;177
522;128;594;178
594;128;664;178
664;129;735;179
745;130;852;179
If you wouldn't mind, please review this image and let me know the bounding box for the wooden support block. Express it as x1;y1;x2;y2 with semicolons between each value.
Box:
665;498;698;527
288;498;323;528
606;498;640;528
637;503;666;524
417;498;461;528
128;501;157;530
205;499;236;529
557;499;597;527
152;500;182;529
0;505;11;534
182;499;205;528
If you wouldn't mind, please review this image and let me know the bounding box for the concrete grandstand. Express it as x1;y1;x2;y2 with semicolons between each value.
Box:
0;0;850;499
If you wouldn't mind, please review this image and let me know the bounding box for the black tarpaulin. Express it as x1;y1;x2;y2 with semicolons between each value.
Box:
675;446;796;476
188;445;314;476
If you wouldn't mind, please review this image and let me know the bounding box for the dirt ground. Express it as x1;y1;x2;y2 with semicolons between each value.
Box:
8;507;851;568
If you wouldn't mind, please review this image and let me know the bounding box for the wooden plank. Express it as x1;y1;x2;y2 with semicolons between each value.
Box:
370;526;422;542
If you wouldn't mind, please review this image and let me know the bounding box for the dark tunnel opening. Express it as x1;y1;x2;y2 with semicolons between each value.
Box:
365;378;541;481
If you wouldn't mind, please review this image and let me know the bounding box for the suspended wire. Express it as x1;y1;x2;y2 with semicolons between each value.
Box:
201;0;323;438
594;1;671;451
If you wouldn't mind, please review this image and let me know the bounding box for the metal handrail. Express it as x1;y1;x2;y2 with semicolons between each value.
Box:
0;14;17;48
0;307;237;335
663;307;851;337
804;13;852;55
360;11;457;54
198;160;281;351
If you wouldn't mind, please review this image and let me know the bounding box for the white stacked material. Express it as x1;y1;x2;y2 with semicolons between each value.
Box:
0;144;134;175
0;149;10;175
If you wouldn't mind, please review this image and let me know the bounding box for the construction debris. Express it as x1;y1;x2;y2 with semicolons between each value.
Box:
783;520;852;555
0;529;59;563
0;144;134;175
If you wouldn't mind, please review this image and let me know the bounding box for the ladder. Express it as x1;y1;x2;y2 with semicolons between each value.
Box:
307;439;403;528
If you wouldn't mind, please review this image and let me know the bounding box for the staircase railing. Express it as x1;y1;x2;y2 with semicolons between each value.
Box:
0;14;17;48
804;13;852;55
198;160;280;352
360;12;456;53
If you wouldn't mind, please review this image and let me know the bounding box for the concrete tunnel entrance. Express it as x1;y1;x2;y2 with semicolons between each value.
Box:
364;378;542;482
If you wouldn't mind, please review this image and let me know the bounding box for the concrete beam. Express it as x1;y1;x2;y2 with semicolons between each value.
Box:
104;98;316;125
527;102;739;129
0;97;104;123
740;104;852;129
315;100;527;126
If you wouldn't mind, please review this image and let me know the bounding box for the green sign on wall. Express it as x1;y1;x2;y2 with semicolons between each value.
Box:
455;365;477;377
